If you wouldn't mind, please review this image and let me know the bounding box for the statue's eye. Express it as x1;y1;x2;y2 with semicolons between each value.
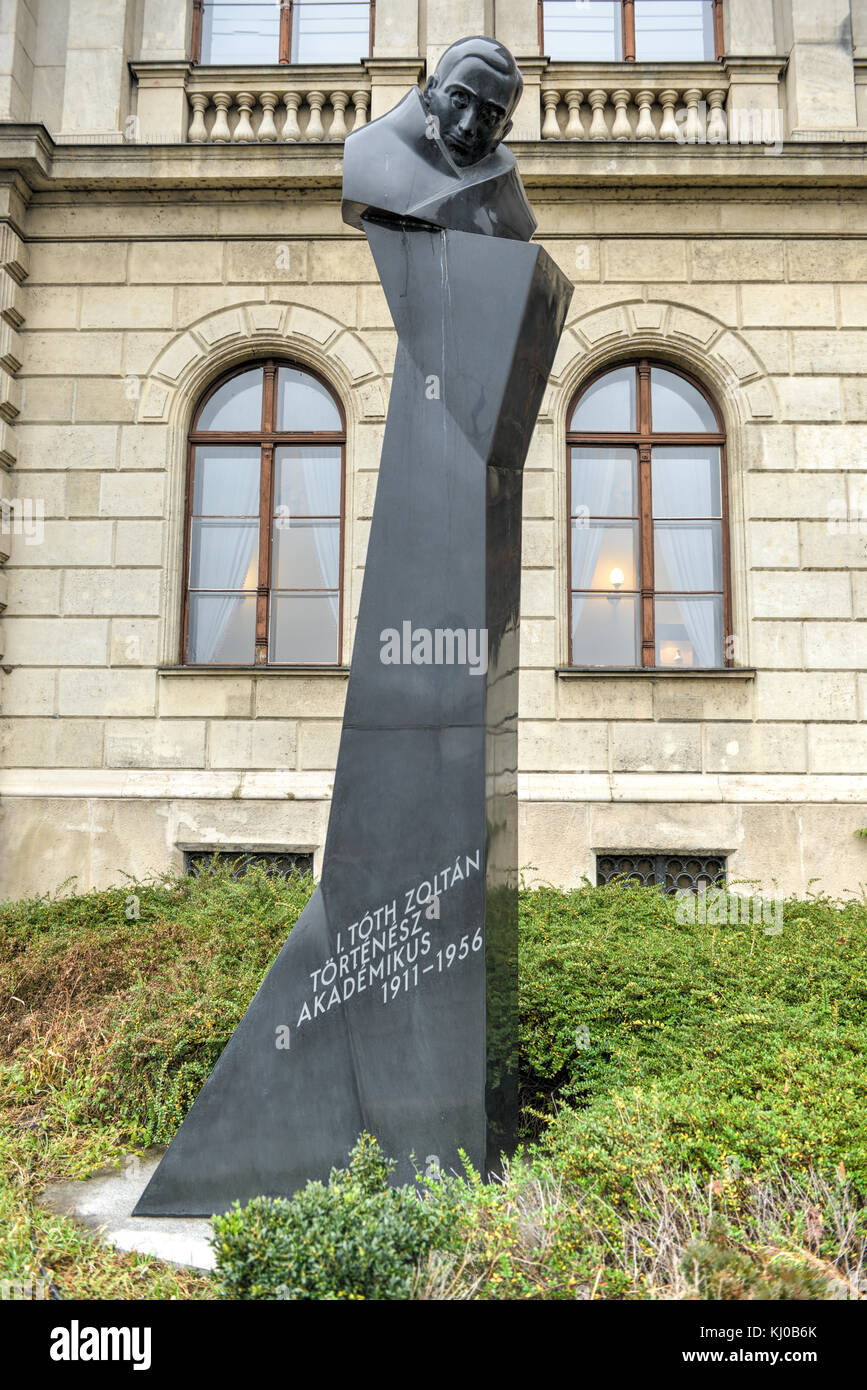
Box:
450;92;468;109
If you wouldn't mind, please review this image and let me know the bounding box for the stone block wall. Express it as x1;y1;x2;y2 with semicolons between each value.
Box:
0;180;865;898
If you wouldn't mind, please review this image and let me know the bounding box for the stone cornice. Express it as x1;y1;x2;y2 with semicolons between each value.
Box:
723;55;788;79
362;56;425;78
3;768;867;805
0;125;865;197
541;58;729;84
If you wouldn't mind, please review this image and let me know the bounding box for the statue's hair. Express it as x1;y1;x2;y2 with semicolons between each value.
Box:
431;37;523;115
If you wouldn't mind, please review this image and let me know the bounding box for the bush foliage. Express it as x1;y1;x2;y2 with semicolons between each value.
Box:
0;863;314;1145
1;869;865;1299
519;882;867;1195
212;1135;453;1300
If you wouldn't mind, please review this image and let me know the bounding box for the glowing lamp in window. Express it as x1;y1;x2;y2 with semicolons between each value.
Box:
658;640;694;668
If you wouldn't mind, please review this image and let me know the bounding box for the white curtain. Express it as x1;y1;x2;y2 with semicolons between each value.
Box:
571;451;621;589
274;447;340;660
654;524;720;667
190;520;258;662
303;449;340;622
571;452;627;651
189;447;260;663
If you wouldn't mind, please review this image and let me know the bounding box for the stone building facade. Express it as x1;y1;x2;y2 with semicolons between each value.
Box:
0;0;865;900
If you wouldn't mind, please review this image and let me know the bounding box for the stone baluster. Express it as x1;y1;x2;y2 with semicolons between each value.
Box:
587;89;609;141
211;92;232;143
706;87;728;144
258;92;278;142
188;93;209;143
611;88;632;140
283;91;302;141
541;88;561;139
563;89;584;139
635;89;656;141
658;89;679;141
351;89;369;129
306;91;326;142
683;87;703;144
330;91;349;141
232;92;255;142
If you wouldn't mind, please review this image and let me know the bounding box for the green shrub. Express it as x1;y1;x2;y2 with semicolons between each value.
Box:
3;873;866;1300
682;1216;841;1301
0;862;315;1144
211;1134;454;1300
519;882;867;1194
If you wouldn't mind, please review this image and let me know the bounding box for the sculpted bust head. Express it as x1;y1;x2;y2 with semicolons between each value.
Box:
341;35;535;240
422;37;523;167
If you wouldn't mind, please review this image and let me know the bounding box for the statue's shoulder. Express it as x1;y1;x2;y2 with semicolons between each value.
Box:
343;90;422;167
342;91;432;230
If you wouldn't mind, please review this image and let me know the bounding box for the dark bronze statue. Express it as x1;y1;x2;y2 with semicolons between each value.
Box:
343;38;536;240
136;39;572;1216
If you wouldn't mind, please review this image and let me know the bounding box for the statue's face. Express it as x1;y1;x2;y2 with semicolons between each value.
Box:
423;57;517;167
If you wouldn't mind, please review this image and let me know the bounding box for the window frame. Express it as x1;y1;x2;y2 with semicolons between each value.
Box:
191;0;376;66
182;357;346;668
538;0;725;63
566;358;731;670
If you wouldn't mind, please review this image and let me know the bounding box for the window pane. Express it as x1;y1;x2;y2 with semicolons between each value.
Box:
187;593;256;663
271;592;339;663
542;1;622;61
277;367;341;432
201;2;279;65
572;593;638;666
634;1;715;61
190;519;259;589
655;595;723;668
571;447;637;518
654;520;722;591
272;519;340;589
571;366;636;432
198;369;263;431
650;367;718;433
274;445;341;516
652;446;721;518
292;1;370;63
193;446;260;515
572;520;637;590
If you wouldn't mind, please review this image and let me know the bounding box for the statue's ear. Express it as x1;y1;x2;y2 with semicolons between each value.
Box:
501;118;513;140
422;76;437;106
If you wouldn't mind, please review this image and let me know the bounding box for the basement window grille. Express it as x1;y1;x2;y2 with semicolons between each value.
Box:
184;849;314;880
596;852;727;894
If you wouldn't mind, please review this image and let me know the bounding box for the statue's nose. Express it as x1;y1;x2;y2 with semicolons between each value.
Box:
456;106;477;137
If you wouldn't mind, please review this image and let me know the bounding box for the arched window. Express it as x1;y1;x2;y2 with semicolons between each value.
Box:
183;359;344;666
567;359;729;669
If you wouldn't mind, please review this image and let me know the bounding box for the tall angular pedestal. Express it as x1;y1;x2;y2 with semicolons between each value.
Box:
136;224;571;1216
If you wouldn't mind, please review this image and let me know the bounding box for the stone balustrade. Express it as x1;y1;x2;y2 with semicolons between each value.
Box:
539;67;733;143
182;67;370;144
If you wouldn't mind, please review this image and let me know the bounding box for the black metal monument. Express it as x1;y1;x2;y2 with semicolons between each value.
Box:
136;37;572;1215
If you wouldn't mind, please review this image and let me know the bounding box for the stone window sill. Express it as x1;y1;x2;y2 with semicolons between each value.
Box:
157;666;350;677
556;667;756;679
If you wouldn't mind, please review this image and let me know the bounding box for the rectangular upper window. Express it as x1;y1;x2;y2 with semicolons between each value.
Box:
539;0;722;62
194;0;373;65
